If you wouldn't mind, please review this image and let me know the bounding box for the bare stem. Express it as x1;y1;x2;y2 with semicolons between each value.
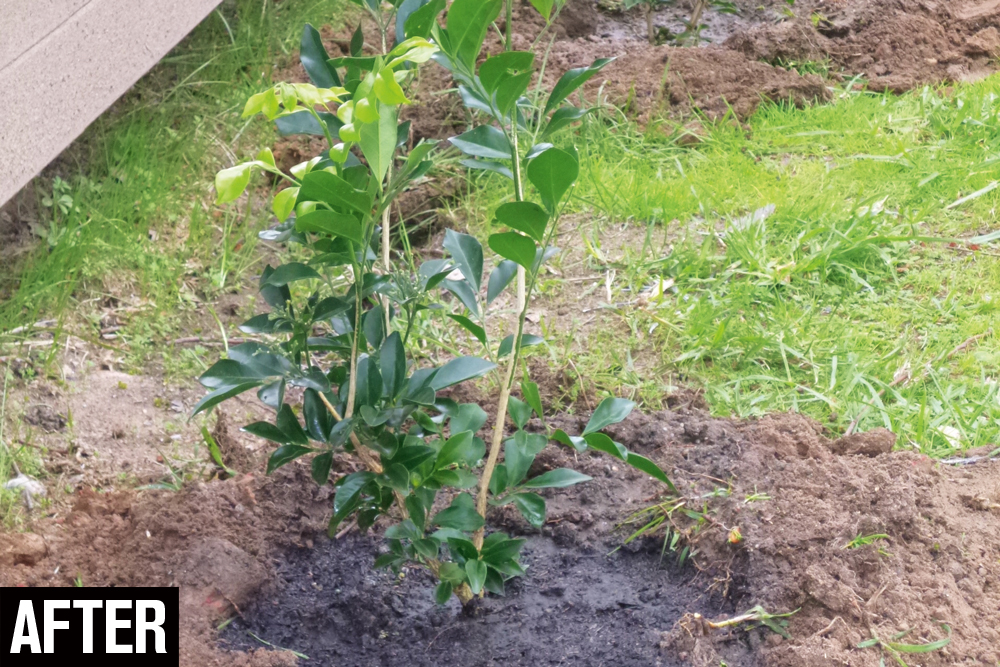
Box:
317;392;383;474
510;128;526;311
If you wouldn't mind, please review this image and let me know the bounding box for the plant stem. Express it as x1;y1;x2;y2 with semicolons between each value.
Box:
317;392;383;474
510;129;526;312
382;161;393;333
345;262;363;419
645;3;655;45
505;0;514;51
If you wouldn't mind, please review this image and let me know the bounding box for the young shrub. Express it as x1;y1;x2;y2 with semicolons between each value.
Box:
197;0;674;605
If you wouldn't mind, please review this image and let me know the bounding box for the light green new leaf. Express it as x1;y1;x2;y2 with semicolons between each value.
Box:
272;187;299;221
359;101;399;185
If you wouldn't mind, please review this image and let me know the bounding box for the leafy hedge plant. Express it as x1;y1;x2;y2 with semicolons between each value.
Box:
197;0;673;605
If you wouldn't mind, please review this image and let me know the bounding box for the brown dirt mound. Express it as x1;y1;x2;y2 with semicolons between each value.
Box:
1;407;997;666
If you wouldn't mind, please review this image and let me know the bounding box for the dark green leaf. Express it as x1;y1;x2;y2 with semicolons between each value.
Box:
488;463;507;495
258;380;285;410
583;432;627;460
443;229;484;292
583;397;636;434
447;314;487;346
447;537;479;561
437;431;485;467
262;262;321;286
432;492;485;530
360;405;389;427
481;534;525;564
313;296;351;321
479;52;534;92
275;110;342;137
379;462;411;491
486;260;518;304
465;560;487;595
381;332;406;398
299;170;373;215
541;106;589;139
460;158;513;180
484;567;505;596
277;403;310;445
443;279;480;317
334;471;376;515
626;453;676;493
267;445;313;474
527;147;579;213
405;493;426;531
350;23;364;56
363;305;386;350
497;333;544;358
494;71;533;116
551;428;586;452
438;561;467;585
544;57;615;114
301;23;340;88
505;430;548;486
295;210;364;245
391;444;436;471
450;403;487;435
355;356;383;407
413;538;439;560
434;581;453;604
430;356;496;390
397;0;444;41
449;126;512;160
445;0;503;69
243;421;293;444
434;468;478;489
239;314;275;334
523;468;591;488
489;232;536;270
495;201;548;242
191;382;261;416
199;359;264;389
522;380;543;422
311;451;334;484
508;396;532;430
511;492;546;528
384;519;423;541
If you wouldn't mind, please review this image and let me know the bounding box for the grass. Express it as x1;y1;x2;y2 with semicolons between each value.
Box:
454;77;1000;456
0;0;349;376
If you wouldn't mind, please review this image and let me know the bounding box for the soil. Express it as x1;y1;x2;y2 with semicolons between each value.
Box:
2;405;997;666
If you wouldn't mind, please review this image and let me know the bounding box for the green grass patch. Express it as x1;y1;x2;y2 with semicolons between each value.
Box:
0;0;348;374
458;79;1000;456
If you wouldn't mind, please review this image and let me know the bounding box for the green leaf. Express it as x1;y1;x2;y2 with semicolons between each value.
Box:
522;468;591;488
541;106;589;139
445;0;503;69
262;262;321;286
528;0;555;21
527;147;579;213
583;432;627;460
313;296;351;321
300;23;340;88
267;445;313;474
429;356;496;390
438;561;467;585
363;305;386;350
275;110;342;137
447;314;487;346
276;403;310;445
434;468;479;489
437;431;486;468
334;471;375;515
511;492;546;528
489;232;537;270
299;170;372;215
508;396;532;430
447;537;479;561
486;260;518;304
198;359;264;389
359;101;398;185
381;332;406;398
495;201;549;242
295;210;364;245
405;493;426;531
480;535;526;564
303;389;333;442
191;381;261;416
479;51;535;93
504;431;547;486
379;463;411;491
497;333;544;358
488;464;508;495
544;57;615;114
397;0;446;41
583;397;635;434
443;229;484;292
460;158;513;180
484;567;505;596
413;538;440;561
434;581;453;604
465;560;487;595
311;451;334;484
626;453;676;493
449;126;512;160
257;379;285;409
443;279;480;317
243;421;293;444
272;187;299;222
432;492;485;531
550;428;586;452
215;163;252;204
385;519;423;541
494;71;533;116
522;381;543;422
450;403;487;434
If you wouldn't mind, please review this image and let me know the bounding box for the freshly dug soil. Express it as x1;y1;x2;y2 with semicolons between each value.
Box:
3;406;998;666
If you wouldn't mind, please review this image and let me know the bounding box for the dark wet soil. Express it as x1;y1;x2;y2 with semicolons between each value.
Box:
219;533;748;667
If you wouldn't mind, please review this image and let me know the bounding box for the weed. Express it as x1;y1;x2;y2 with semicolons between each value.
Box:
857;625;951;666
